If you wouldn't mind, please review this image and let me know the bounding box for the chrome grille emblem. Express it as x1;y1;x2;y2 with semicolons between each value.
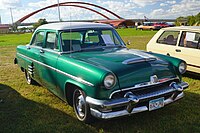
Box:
150;75;158;84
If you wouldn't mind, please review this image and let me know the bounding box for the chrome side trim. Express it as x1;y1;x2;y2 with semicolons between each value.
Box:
17;53;94;87
109;77;179;99
28;65;34;75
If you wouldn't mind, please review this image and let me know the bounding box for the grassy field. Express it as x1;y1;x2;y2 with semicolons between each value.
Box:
0;29;200;133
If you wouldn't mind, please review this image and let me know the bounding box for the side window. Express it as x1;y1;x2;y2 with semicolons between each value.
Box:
62;32;82;40
61;32;82;52
45;32;58;50
179;31;200;49
157;31;179;46
32;31;45;47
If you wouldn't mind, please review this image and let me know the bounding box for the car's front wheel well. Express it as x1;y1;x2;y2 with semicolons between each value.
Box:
65;83;82;106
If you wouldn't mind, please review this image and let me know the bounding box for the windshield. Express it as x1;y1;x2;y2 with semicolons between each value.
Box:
60;28;125;52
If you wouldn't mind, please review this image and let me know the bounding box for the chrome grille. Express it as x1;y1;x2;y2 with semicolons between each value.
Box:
111;79;179;100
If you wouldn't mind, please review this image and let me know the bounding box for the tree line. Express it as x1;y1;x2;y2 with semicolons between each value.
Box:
175;12;200;26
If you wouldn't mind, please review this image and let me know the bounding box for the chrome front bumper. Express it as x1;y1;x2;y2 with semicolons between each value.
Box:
86;81;188;119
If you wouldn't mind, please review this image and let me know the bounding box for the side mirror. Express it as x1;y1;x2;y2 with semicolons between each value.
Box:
127;40;131;45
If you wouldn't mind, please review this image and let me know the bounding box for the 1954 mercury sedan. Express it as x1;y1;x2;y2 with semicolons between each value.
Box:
15;22;189;123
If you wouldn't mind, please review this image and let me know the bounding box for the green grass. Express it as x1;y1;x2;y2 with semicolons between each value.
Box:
0;29;200;133
0;33;32;46
117;28;157;50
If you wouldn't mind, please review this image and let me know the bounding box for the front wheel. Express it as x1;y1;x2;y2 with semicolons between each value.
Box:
73;89;93;123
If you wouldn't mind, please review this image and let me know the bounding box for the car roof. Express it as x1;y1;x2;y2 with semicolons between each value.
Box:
36;22;113;31
162;26;200;31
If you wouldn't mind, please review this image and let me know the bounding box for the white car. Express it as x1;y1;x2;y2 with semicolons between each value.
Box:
147;26;200;73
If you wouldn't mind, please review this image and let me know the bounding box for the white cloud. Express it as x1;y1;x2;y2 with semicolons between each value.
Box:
160;3;167;6
97;1;141;19
168;0;200;17
150;8;165;18
0;0;21;9
166;1;176;4
150;0;200;19
129;0;162;7
28;0;71;8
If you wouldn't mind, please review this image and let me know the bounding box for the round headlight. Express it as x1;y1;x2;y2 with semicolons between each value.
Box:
104;74;116;89
179;62;187;74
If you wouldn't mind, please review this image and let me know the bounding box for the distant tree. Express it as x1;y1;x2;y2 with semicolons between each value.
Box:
195;12;200;25
175;17;187;26
33;19;48;30
187;15;196;26
175;12;200;26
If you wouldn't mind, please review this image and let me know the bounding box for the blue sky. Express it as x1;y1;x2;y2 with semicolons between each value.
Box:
0;0;199;24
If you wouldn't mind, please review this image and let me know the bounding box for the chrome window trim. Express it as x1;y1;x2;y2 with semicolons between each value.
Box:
17;53;94;87
28;45;61;55
42;48;61;54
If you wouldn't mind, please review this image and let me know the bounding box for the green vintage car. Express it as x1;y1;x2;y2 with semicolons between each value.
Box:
15;22;188;123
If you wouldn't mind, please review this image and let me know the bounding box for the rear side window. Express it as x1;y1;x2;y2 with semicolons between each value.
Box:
32;31;45;47
45;32;58;50
157;31;179;46
179;31;200;49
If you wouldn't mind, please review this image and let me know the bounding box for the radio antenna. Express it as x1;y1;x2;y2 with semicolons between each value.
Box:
57;0;61;22
69;5;72;55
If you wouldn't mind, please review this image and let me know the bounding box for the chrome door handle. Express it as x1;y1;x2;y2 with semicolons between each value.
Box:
40;49;44;53
26;46;31;50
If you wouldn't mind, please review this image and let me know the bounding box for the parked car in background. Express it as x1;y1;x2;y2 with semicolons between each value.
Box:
15;22;188;123
147;26;200;74
137;22;161;30
154;22;170;28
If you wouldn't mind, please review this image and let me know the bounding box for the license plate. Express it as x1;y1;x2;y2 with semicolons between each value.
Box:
149;97;164;111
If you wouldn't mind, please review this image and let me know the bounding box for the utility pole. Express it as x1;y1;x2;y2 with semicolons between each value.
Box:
57;0;61;22
10;8;14;25
0;15;1;24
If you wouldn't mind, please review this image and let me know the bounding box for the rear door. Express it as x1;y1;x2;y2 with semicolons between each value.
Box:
150;30;180;56
174;31;200;73
26;30;45;83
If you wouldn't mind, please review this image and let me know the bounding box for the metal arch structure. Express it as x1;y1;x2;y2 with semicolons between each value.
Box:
59;4;110;19
16;1;123;25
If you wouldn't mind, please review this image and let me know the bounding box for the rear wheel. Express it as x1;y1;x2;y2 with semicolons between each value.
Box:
73;88;93;123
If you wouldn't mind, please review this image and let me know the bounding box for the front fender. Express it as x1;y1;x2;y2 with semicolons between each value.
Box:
149;52;185;79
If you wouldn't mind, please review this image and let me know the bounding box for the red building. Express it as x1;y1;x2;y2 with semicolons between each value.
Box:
0;24;10;33
95;19;135;28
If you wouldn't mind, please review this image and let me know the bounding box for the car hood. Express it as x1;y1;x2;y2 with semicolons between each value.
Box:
69;48;176;89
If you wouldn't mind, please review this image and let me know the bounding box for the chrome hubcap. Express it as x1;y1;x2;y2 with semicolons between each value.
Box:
75;90;86;118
